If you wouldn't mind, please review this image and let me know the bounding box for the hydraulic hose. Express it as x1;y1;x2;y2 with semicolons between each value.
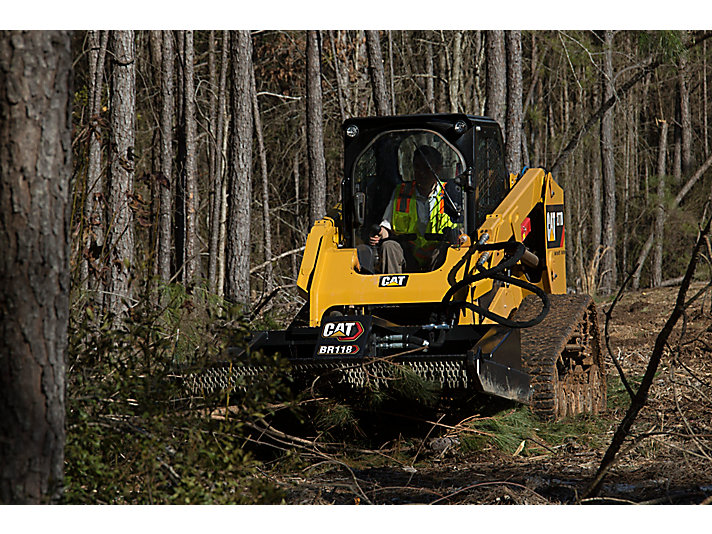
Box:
441;241;550;329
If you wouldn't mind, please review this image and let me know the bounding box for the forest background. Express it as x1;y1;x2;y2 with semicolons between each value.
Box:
3;21;712;508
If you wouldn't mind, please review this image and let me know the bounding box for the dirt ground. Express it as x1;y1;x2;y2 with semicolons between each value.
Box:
257;282;712;505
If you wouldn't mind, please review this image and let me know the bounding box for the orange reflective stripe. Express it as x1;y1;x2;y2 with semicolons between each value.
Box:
396;182;415;213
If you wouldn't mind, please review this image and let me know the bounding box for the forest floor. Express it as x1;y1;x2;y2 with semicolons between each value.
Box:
251;282;712;505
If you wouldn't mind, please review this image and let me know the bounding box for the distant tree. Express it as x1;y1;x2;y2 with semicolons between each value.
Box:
82;30;108;296
0;30;72;503
365;30;391;116
157;30;174;284
306;30;327;226
105;30;136;319
485;30;506;130
225;30;254;305
505;30;523;173
599;30;617;294
182;30;199;285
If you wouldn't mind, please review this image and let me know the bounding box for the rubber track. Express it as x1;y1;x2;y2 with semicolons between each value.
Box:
512;293;605;421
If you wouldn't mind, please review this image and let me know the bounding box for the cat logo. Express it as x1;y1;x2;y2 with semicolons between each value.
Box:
546;205;565;248
321;321;364;341
379;275;409;287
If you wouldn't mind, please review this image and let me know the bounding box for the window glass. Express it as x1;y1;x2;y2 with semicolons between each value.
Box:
475;130;508;225
352;130;465;244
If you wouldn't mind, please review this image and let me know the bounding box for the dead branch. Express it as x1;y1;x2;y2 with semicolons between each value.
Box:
583;215;712;498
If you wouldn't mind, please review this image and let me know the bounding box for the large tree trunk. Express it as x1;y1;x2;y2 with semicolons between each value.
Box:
448;30;463;113
82;30;108;295
306;30;327;226
208;31;229;293
0;30;71;504
505;30;523;173
225;30;253;305
106;30;135;320
157;30;174;284
182;30;199;286
365;30;391;116
599;30;617;295
484;30;506;130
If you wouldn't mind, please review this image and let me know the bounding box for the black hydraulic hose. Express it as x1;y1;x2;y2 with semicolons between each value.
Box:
441;241;550;329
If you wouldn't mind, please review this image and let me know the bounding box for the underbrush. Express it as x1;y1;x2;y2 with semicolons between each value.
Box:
64;280;292;504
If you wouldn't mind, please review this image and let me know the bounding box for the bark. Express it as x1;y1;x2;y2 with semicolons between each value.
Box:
387;30;396;114
328;30;347;122
449;30;463;113
157;30;174;284
251;67;273;293
652;119;669;287
106;30;135;320
425;36;435;112
505;30;523;173
182;30;199;285
484;30;506;129
365;30;391;116
208;31;229;293
82;30;108;294
306;30;327;225
599;30;617;294
225;30;253;305
0;30;71;504
679;36;692;175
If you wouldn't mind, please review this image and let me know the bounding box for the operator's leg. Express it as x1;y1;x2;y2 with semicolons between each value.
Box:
380;240;405;273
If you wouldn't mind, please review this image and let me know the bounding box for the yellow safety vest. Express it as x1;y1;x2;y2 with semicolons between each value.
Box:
391;182;456;264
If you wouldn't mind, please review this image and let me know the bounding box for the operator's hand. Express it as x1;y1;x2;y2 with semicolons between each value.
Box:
369;226;388;246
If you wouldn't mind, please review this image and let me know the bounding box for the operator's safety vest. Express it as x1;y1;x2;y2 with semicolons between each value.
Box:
391;181;457;265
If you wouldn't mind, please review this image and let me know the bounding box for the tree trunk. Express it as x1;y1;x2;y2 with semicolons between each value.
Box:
599;30;617;295
365;30;391;116
106;30;135;320
425;35;435;112
225;30;253;305
449;30;463;113
505;30;523;174
82;30;108;295
182;31;199;286
0;30;71;504
209;30;229;293
652;119;669;287
485;30;506;130
679;33;692;175
251;67;273;294
306;30;327;226
157;30;174;284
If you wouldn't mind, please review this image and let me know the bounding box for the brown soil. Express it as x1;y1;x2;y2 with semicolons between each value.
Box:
264;283;712;505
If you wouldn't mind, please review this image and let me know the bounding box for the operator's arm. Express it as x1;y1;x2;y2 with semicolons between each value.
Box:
370;193;396;245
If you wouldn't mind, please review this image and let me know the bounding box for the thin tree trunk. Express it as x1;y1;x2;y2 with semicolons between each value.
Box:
225;30;253;305
209;30;228;293
174;31;185;281
449;30;463;113
505;30;523;173
425;35;435;112
157;30;174;284
83;30;108;295
183;31;199;286
106;30;135;320
251;67;273;294
306;30;327;226
485;30;506;131
328;30;347;122
0;30;71;503
387;30;396;114
679;33;692;175
652;119;669;287
365;30;391;116
599;30;617;294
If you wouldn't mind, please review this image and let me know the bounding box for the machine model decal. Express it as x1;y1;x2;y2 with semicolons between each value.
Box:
379;274;409;287
321;321;364;342
317;344;360;355
546;204;565;248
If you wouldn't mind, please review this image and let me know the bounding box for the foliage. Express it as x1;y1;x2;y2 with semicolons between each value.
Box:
64;281;292;504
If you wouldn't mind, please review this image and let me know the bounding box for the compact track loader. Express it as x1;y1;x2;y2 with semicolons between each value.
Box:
189;114;606;421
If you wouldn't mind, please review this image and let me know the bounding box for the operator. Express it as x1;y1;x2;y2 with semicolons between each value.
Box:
370;145;463;273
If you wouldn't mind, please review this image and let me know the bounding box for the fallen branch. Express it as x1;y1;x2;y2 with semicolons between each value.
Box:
583;215;712;498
